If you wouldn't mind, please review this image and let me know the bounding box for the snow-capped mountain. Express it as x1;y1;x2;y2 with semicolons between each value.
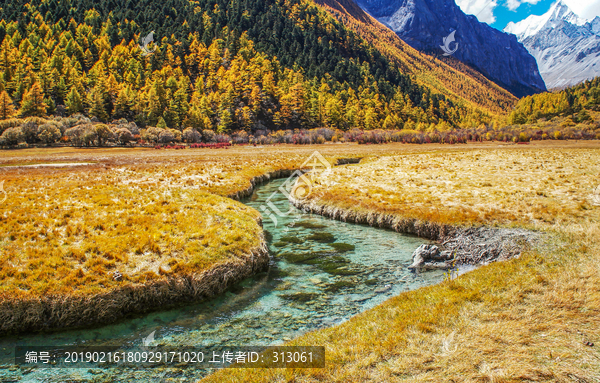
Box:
504;1;600;89
354;0;546;97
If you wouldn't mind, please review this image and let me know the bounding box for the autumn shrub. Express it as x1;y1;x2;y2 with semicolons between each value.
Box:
20;121;40;144
141;127;164;144
115;128;133;144
158;129;175;143
343;128;363;142
37;123;62;145
215;133;232;143
183;127;202;143
519;132;530;142
232;130;249;144
65;125;89;146
0;118;23;134
202;129;217;143
0;127;24;147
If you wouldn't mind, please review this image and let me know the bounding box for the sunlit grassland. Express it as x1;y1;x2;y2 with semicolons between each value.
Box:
1;142;599;379
0;145;367;323
204;143;600;382
310;147;600;227
0;182;261;297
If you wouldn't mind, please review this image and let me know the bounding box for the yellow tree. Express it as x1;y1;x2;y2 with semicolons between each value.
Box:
0;90;16;120
20;82;47;117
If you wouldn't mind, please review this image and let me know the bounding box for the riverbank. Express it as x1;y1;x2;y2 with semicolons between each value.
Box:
292;197;541;269
0;186;270;335
0;146;366;335
0;237;269;334
204;144;600;382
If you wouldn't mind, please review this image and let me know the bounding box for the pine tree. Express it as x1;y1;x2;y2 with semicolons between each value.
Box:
157;117;167;129
88;87;108;121
217;109;233;133
0;90;16;120
65;87;83;115
20;82;47;117
113;87;130;118
170;86;190;128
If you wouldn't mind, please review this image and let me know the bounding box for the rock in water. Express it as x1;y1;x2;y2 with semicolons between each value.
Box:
408;244;453;271
408;244;440;269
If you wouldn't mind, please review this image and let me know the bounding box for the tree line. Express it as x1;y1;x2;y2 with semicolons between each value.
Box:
509;77;600;124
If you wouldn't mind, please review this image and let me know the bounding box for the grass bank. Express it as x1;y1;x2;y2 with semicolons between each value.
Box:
0;145;366;334
204;143;600;382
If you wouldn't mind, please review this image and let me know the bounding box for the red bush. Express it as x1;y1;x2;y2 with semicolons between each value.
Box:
189;143;232;149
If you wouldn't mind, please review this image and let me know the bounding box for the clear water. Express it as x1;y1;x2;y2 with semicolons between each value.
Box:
0;178;449;382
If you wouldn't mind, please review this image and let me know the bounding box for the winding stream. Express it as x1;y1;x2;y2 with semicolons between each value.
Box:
0;177;451;382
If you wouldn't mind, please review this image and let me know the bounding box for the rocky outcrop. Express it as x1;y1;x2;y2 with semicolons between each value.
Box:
355;0;547;97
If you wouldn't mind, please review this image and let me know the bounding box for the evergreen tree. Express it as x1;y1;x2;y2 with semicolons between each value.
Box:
65;87;83;115
20;82;47;117
88;87;108;121
0;90;16;120
157;117;167;129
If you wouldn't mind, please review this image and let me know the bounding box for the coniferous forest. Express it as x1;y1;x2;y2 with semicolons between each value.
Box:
0;0;497;145
0;0;597;148
509;77;600;124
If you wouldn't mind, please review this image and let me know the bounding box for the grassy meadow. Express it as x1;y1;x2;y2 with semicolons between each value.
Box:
0;141;599;381
0;145;369;332
202;141;600;382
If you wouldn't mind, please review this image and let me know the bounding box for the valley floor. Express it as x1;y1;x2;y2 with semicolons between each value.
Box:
203;141;600;382
0;141;599;381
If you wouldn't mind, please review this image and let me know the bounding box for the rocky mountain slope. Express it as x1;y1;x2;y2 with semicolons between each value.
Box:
316;0;517;116
504;1;600;89
354;0;547;97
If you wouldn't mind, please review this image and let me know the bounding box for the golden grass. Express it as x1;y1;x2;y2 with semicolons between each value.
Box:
308;147;600;227
203;142;600;382
0;183;261;297
0;145;365;332
2;142;600;379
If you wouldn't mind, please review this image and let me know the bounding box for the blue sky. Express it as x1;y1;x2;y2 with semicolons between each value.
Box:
491;0;554;29
455;0;600;31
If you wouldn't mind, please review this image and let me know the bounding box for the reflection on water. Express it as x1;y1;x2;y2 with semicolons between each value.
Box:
0;178;447;382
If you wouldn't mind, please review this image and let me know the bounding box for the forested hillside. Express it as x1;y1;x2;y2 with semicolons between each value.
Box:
0;0;508;134
509;77;600;124
317;0;518;114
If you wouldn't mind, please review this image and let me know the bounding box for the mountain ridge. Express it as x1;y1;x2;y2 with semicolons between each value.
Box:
316;0;517;115
354;0;547;97
504;0;600;89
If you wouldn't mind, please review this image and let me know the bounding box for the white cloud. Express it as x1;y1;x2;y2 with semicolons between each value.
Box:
562;0;600;20
505;0;542;11
456;0;498;23
506;0;521;11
